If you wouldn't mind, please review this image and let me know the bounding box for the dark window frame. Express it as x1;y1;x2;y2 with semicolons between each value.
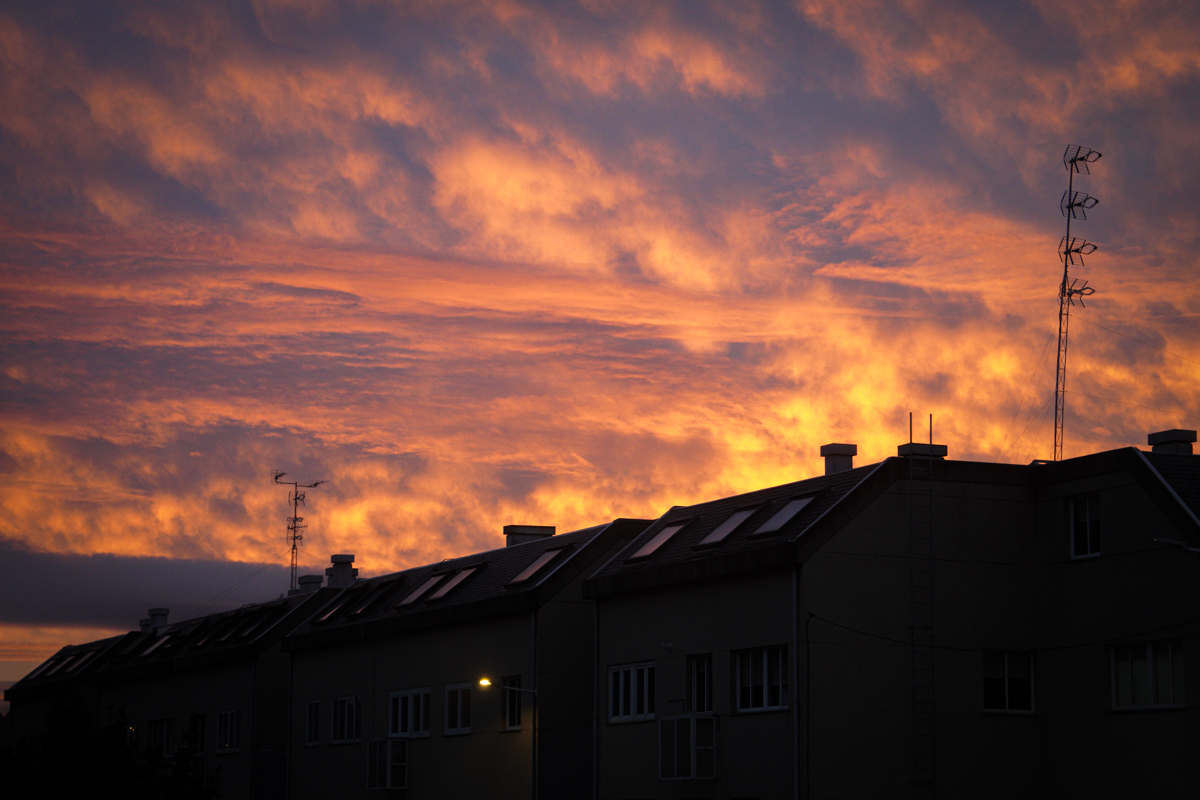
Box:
983;650;1034;713
736;646;788;712
1068;492;1101;559
1112;640;1184;710
659;715;716;780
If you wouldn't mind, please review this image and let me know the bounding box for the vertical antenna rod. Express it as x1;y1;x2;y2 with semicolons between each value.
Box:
273;471;326;591
1053;145;1102;461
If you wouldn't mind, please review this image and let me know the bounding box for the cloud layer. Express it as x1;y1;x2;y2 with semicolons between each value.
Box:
1;0;1198;667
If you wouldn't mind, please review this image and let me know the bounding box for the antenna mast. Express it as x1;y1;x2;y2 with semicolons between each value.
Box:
1053;144;1102;461
273;470;326;592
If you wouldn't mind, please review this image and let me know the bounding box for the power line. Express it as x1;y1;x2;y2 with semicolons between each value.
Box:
1073;315;1200;368
181;549;291;620
1065;390;1200;423
809;612;1200;654
995;331;1056;462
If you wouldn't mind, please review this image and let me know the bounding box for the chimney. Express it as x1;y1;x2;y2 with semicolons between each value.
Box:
820;443;857;475
897;443;948;459
325;555;358;589
504;525;555;547
1148;429;1196;455
139;607;169;632
288;574;324;597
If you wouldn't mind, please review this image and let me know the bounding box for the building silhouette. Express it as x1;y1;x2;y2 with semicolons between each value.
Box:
5;429;1198;799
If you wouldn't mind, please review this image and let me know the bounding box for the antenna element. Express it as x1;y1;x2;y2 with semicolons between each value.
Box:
273;470;327;592
1053;145;1102;461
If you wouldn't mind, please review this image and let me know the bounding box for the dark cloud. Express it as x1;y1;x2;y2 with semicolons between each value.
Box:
0;536;292;629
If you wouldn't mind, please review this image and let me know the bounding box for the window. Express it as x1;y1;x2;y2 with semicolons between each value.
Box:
305;701;320;746
332;697;361;743
398;575;444;606
502;676;522;730
141;634;172;657
688;654;713;713
660;716;716;779
629;525;684;559
509;549;564;584
428;567;477;600
610;663;655;721
1068;493;1101;558
148;718;173;757
1113;641;1184;709
216;711;239;751
445;684;472;735
368;739;408;789
186;713;205;754
316;595;354;623
698;509;757;546
753;497;814;536
737;647;787;711
389;689;431;738
983;651;1033;712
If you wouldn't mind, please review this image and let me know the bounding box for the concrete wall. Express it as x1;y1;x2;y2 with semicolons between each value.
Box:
96;659;259;799
594;457;1200;799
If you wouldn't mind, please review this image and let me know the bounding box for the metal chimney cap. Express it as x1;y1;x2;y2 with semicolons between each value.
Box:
1148;429;1196;446
820;443;857;457
897;443;948;458
330;554;355;563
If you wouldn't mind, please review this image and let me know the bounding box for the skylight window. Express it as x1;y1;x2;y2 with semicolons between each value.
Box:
65;651;96;673
508;549;563;585
316;595;355;622
346;581;395;616
698;508;758;546
629;524;684;559
753;497;815;536
42;656;73;677
141;634;172;657
23;658;58;682
398;575;444;606
428;567;477;600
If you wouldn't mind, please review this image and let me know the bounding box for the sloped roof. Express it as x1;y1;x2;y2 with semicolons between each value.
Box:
5;634;126;696
1141;451;1200;527
6;590;329;700
286;519;647;649
586;461;884;594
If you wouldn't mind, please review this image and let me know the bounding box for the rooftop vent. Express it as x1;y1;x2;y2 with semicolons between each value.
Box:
325;554;358;589
820;443;857;475
1148;429;1196;455
504;524;555;547
139;607;169;632
897;443;948;459
288;574;324;597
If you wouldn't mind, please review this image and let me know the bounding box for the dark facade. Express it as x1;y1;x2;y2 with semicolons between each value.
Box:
6;431;1197;799
584;433;1200;800
5;589;332;799
282;519;647;800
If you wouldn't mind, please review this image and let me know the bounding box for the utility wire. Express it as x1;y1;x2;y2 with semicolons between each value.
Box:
810;612;1200;653
1074;315;1200;368
181;549;292;621
1065;390;1200;423
995;331;1056;462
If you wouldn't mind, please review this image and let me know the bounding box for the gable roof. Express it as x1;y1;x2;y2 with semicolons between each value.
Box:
1140;451;1200;529
284;518;648;650
5;590;331;700
585;461;886;597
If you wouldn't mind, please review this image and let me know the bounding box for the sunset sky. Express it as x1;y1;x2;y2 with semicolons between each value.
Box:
2;0;1199;686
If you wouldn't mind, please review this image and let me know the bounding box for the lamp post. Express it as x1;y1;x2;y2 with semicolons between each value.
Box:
480;678;539;800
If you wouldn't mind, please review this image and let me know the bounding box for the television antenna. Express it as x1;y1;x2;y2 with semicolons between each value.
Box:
273;470;326;592
1053;144;1102;461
